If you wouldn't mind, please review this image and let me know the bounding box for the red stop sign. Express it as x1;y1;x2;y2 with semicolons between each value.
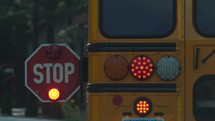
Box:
25;44;80;102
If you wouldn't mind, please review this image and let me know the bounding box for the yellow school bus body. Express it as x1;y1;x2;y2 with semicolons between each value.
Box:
87;0;215;121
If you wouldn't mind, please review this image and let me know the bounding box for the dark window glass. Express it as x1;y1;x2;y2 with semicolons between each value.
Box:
194;75;215;121
195;0;215;36
100;0;176;38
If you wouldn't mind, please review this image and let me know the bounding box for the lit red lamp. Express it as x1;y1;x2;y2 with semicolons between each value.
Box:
130;55;154;80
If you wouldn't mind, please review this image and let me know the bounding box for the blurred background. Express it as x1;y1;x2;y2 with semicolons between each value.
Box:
0;0;88;120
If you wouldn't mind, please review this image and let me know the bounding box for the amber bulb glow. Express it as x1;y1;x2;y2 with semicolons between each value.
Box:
48;88;60;101
134;97;152;117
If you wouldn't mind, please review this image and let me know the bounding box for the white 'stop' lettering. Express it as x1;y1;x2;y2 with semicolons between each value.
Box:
33;63;75;84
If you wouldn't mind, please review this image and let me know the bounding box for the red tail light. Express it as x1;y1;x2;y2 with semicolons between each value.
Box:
134;97;152;117
130;55;154;80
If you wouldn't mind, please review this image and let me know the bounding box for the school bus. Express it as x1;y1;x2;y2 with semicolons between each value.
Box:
87;0;215;121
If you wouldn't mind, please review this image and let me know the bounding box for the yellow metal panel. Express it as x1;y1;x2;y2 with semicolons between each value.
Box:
88;92;182;121
88;0;185;121
185;41;215;121
185;0;215;120
88;96;99;121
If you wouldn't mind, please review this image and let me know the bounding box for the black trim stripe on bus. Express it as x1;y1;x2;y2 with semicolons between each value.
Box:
87;83;177;92
88;43;176;52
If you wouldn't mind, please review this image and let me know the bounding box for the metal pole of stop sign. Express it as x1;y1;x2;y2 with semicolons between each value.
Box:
80;40;88;109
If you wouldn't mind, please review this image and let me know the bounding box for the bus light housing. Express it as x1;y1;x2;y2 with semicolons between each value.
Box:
133;97;152;117
130;55;154;80
156;55;181;81
104;55;129;81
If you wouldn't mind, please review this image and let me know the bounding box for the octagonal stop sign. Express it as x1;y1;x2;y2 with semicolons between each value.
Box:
25;44;80;102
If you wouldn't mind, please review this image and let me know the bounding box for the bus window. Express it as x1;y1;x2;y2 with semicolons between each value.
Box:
100;0;176;38
194;0;215;36
194;75;215;121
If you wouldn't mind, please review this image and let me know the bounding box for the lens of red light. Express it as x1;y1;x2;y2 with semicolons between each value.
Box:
133;97;152;117
130;55;154;80
46;45;62;60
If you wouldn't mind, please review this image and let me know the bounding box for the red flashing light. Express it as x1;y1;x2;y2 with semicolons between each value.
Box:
46;45;62;60
130;55;154;80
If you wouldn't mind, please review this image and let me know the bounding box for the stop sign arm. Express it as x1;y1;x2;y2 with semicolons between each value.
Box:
25;44;81;102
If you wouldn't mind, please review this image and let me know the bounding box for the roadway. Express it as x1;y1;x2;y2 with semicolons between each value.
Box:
0;116;63;121
0;108;63;121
